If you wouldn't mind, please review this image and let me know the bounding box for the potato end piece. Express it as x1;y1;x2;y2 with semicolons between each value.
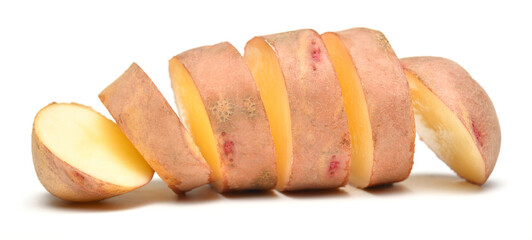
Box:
401;57;501;184
100;63;212;193
32;103;153;202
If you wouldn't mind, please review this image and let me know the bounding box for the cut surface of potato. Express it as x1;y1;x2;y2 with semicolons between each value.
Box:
401;57;501;184
244;37;292;189
100;63;212;193
405;71;484;182
170;42;277;192
321;28;415;188
321;32;373;187
245;29;351;191
169;57;222;182
32;103;153;202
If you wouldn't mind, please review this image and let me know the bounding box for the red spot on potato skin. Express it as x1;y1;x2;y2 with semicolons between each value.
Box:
312;48;321;62
223;140;234;155
472;122;483;146
312;65;317;71
221;131;226;136
72;171;85;181
328;155;340;175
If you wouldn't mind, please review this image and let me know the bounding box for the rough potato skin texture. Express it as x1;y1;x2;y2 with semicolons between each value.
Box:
335;28;415;187
99;63;212;193
255;29;351;191
401;56;501;184
173;42;277;192
32;103;146;202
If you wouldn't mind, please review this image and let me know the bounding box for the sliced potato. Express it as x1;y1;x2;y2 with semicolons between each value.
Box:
32;103;154;202
322;28;416;188
169;42;277;192
245;29;351;191
99;63;212;193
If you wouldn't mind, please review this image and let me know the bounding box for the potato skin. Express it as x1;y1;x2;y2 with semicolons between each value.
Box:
333;28;416;187
173;42;277;192
99;63;212;193
251;29;351;191
32;103;146;202
401;56;501;184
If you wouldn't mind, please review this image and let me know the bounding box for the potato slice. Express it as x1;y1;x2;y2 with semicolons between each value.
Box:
32;103;154;202
322;28;415;188
169;42;277;192
401;57;501;184
99;63;212;193
245;29;351;191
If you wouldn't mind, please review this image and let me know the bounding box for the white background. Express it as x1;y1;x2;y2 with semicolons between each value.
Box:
1;0;530;239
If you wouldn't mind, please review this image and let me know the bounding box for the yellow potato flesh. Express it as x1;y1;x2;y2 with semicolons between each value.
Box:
34;103;153;187
322;33;373;188
169;58;222;181
404;71;485;183
244;38;292;190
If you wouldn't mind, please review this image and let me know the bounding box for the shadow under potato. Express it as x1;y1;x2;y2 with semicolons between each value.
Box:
41;173;497;211
364;183;411;196
401;173;496;193
282;188;349;199
176;185;223;203
43;179;179;212
222;189;278;199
